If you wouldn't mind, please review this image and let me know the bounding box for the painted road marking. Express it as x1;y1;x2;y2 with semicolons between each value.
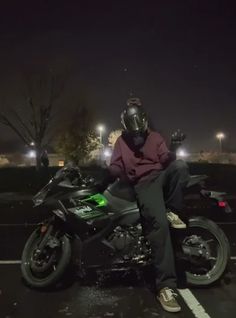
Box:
0;260;21;264
1;256;236;265
178;288;211;318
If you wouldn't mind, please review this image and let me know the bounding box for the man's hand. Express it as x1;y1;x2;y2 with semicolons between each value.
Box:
171;129;186;144
170;129;186;153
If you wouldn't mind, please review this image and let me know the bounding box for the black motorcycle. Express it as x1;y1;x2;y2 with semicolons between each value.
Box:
21;165;231;289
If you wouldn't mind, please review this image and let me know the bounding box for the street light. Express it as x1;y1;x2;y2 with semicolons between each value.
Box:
27;150;36;158
216;132;225;153
97;124;105;145
103;148;112;158
103;147;112;166
176;148;189;158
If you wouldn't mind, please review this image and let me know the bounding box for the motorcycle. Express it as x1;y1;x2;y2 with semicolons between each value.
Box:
21;165;231;289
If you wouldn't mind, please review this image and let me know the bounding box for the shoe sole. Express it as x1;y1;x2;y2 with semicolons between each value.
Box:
171;224;187;229
157;297;181;313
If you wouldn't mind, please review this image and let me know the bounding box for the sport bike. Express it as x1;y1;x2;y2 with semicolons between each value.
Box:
21;165;231;289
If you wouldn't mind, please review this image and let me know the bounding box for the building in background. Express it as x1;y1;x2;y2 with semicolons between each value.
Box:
0;153;65;167
0;151;236;167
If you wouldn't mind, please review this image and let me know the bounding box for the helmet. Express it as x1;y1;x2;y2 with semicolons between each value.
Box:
126;97;142;107
121;104;148;133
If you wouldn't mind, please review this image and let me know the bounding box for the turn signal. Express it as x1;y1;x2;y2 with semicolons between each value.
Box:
40;225;48;233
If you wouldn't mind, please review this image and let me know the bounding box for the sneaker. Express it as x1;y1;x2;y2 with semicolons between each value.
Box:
157;287;181;313
167;211;186;229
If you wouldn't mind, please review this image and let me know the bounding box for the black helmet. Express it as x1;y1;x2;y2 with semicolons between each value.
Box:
126;97;142;107
121;104;148;133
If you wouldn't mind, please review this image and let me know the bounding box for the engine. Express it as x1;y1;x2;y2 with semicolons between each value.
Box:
107;225;150;264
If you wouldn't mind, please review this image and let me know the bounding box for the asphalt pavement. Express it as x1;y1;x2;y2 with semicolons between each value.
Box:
0;260;236;318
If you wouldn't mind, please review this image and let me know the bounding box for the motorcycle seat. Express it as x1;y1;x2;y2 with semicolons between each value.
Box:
106;180;136;202
106;175;208;206
187;175;208;188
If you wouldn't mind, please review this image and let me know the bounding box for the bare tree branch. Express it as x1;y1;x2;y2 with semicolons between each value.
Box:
0;68;67;168
28;97;39;139
0;113;30;145
9;108;35;141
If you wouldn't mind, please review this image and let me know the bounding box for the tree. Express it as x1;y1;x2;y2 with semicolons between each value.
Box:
108;129;122;148
0;69;64;168
55;106;99;165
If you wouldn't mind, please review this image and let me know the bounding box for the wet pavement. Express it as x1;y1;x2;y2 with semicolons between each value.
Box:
192;269;236;318
0;264;200;318
0;261;236;318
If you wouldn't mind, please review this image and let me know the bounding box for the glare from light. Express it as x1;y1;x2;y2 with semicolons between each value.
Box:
58;160;65;167
27;150;36;158
216;132;225;140
103;148;112;158
177;148;189;158
30;141;35;146
97;124;105;132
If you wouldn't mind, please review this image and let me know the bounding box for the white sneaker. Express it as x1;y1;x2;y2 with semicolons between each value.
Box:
167;211;186;229
157;287;181;312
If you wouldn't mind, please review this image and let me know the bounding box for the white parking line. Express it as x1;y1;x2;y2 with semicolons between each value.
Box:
1;256;236;265
178;288;211;318
0;260;21;264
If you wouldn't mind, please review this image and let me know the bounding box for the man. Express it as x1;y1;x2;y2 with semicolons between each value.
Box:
100;99;189;312
40;149;49;168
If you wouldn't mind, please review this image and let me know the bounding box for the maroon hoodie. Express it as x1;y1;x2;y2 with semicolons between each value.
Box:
109;131;174;184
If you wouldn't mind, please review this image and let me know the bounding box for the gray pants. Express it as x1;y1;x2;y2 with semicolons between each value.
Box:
135;160;189;291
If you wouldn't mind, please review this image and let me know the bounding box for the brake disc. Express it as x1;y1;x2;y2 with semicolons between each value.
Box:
182;235;211;259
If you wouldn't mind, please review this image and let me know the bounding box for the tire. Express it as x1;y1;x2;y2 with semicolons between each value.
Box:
185;216;230;287
21;227;71;289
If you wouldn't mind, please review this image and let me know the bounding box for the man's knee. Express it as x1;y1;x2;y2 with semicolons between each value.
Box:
169;160;188;174
146;217;170;244
172;159;188;170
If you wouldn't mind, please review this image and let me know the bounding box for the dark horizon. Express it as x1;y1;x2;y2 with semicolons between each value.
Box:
0;1;236;153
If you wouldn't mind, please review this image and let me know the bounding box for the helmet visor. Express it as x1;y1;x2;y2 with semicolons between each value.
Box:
123;114;147;132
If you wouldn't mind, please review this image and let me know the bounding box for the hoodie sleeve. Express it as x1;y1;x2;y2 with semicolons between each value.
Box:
109;137;125;178
97;138;125;192
158;136;176;166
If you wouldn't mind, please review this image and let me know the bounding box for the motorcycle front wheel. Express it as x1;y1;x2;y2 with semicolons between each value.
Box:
183;216;230;286
21;225;71;289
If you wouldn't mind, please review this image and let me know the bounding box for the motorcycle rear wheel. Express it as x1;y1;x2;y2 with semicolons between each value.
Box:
184;217;230;286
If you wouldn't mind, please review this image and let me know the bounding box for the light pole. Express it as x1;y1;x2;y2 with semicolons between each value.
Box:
216;132;225;153
97;124;105;145
97;125;105;164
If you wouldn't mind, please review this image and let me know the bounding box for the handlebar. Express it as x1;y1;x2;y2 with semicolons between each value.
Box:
33;165;94;206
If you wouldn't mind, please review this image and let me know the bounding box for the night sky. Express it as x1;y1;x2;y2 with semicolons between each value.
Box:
0;0;236;152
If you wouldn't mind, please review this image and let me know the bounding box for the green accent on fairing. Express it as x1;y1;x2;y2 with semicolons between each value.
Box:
81;193;108;207
81;211;105;220
69;207;106;220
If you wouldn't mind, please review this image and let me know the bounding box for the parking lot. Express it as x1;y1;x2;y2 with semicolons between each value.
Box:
1;258;236;318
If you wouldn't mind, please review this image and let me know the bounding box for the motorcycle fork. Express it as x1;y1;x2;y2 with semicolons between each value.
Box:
37;224;54;252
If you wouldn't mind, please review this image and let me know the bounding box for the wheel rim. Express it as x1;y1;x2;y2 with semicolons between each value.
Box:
182;225;225;282
24;231;64;282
